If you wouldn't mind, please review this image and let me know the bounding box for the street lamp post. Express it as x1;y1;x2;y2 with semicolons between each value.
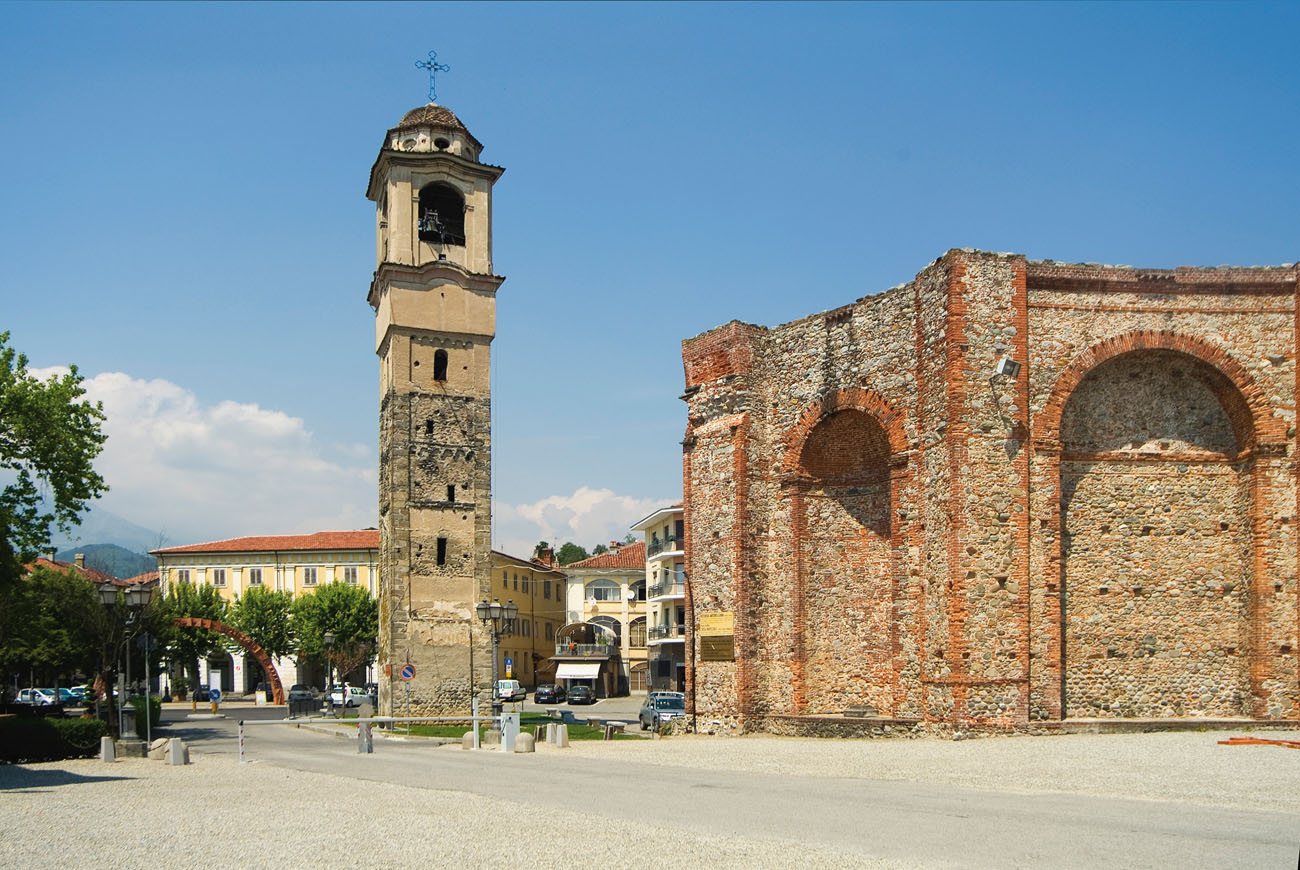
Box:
323;631;336;717
474;599;517;718
98;582;153;740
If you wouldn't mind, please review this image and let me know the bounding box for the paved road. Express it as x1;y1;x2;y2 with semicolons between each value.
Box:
160;709;1298;869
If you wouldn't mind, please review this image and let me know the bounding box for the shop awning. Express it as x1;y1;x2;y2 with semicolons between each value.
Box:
555;662;602;680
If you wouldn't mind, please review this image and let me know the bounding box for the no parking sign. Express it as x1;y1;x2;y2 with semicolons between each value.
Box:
399;663;416;681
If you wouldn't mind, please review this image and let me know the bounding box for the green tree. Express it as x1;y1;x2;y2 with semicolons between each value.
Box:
230;585;295;662
0;564;102;684
555;542;589;565
291;582;378;681
532;540;551;559
591;543;608;556
156;581;228;690
0;332;108;587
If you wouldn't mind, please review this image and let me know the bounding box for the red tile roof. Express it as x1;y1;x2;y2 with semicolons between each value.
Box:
25;557;117;583
564;541;645;570
121;571;159;586
153;530;380;555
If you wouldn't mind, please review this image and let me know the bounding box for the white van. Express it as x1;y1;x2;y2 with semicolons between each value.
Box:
495;679;526;702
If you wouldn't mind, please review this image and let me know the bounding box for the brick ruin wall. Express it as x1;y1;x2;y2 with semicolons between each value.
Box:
683;250;1299;730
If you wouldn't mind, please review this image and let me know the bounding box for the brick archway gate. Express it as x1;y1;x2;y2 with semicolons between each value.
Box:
173;617;285;704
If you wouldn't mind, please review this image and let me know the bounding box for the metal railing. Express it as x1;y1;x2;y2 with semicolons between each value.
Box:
646;536;681;558
649;625;686;641
555;642;616;656
648;581;686;599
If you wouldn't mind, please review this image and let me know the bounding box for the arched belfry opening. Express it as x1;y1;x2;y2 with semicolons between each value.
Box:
433;349;448;382
1058;348;1253;718
794;408;895;715
418;182;466;245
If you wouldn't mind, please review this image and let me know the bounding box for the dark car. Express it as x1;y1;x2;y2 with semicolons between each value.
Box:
192;686;211;702
534;683;566;704
567;685;595;705
287;684;317;701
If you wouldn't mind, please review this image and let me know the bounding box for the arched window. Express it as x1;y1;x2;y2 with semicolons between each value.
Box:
433;349;448;382
418;183;466;245
630;580;646;602
591;615;621;642
629;616;647;647
586;579;619;602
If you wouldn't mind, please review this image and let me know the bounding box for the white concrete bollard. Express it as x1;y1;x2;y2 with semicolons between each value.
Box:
515;733;536;753
167;738;187;766
148;738;168;761
100;736;115;763
554;723;569;748
461;731;476;750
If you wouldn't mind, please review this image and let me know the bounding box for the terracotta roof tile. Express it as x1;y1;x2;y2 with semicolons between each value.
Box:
564;541;645;570
25;557;117;583
153;530;380;555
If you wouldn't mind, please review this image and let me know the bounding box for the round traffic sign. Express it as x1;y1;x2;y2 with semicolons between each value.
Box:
208;688;222;702
399;663;416;681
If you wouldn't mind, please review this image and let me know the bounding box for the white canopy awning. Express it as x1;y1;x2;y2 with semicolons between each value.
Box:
556;662;602;680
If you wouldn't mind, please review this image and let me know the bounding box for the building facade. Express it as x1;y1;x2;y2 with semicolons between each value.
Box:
153;531;379;694
368;102;504;716
490;550;567;690
683;250;1300;733
559;543;648;696
631;505;687;693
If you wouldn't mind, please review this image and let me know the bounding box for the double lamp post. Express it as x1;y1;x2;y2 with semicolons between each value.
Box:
97;582;154;744
474;599;517;716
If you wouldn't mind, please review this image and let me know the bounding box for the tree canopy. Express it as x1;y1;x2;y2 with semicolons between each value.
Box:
0;332;108;585
230;585;295;662
156;580;228;688
555;542;589;565
0;564;103;684
291;582;378;679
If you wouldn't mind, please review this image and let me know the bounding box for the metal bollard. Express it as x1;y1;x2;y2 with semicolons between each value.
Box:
238;721;245;763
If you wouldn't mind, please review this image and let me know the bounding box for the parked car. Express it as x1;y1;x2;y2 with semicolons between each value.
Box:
534;683;566;704
66;686;89;702
648;691;684;703
328;685;367;707
192;686;211;702
288;684;317;701
17;688;56;706
567;685;595;705
639;694;686;729
495;679;526;703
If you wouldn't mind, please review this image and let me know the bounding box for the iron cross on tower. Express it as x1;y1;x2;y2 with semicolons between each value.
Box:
415;50;451;103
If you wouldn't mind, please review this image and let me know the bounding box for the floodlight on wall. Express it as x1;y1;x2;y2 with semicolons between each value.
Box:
994;356;1022;379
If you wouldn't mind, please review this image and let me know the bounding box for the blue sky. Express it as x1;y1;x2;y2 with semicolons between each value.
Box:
2;2;1296;557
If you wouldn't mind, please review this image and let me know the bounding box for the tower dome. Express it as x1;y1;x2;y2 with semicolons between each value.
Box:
385;102;482;161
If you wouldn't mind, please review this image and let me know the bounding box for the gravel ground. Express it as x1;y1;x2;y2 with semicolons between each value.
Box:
2;729;1295;868
0;753;914;870
563;729;1300;813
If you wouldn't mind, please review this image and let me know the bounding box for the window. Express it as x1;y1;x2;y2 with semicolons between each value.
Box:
522;576;529;594
343;566;358;585
629;616;647;647
433;349;448;382
446;484;455;502
587;579;619;601
544;580;551;599
545;622;554;641
632;580;646;601
513;573;518;590
522;620;531;637
176;569;191;585
302;567;318;586
211;568;226;587
436;537;447;566
248;568;263;586
674;563;686;585
503;569;508;589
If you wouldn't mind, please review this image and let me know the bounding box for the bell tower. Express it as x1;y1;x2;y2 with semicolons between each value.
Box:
367;102;504;715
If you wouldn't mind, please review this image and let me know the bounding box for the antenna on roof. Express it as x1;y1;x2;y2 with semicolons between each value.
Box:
415;50;451;103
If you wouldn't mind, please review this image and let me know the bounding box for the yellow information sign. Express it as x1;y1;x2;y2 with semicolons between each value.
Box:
698;611;735;636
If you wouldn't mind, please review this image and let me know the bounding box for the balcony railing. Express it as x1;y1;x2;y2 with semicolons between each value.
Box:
648;625;686;641
646;536;682;558
555;642;616;657
648;581;686;599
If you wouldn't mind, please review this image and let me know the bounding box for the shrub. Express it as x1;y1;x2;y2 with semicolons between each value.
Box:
129;695;162;734
0;716;109;763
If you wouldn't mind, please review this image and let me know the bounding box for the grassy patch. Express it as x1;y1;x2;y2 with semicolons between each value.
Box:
374;712;637;741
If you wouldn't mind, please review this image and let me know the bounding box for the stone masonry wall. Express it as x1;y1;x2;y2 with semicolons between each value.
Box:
683;250;1299;731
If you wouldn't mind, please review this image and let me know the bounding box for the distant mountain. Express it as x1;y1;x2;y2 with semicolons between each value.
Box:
55;544;156;580
45;500;165;555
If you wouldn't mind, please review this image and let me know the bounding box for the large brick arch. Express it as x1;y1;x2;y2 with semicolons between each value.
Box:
173;617;285;704
1035;330;1283;452
782;387;908;475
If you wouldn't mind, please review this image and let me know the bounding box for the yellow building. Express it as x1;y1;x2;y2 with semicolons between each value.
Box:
489;550;567;691
559;542;649;697
152;530;380;695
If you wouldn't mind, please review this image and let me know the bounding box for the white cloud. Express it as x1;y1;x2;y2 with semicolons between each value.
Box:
493;486;675;560
31;368;376;544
